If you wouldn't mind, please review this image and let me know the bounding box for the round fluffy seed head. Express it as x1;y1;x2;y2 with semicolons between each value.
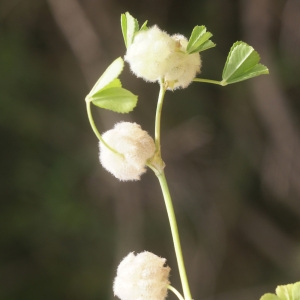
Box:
125;26;176;82
125;26;201;89
113;251;171;300
99;122;155;181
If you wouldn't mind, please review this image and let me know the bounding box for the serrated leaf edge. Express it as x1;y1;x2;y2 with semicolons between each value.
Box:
187;25;215;54
121;12;139;48
222;41;258;81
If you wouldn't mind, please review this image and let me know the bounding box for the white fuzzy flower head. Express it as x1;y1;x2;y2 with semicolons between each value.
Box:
99;122;155;181
113;251;171;300
125;26;201;90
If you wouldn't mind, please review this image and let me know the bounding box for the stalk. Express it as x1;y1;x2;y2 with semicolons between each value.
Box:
157;171;192;300
151;79;192;300
193;77;226;85
154;79;167;153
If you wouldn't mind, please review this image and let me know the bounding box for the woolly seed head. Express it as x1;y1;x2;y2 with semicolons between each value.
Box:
125;26;201;89
99;122;156;181
113;251;171;300
125;26;176;82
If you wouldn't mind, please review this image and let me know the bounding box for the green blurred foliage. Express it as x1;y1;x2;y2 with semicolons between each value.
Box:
1;0;300;300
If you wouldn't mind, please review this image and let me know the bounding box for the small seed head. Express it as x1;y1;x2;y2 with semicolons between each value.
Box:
125;26;201;89
99;122;156;181
113;251;171;300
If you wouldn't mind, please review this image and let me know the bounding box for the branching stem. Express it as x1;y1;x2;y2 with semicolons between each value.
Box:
151;80;192;300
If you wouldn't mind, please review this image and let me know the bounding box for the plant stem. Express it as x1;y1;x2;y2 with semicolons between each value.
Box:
154;79;167;154
157;171;192;300
193;77;227;86
168;285;185;300
86;101;123;157
151;79;192;300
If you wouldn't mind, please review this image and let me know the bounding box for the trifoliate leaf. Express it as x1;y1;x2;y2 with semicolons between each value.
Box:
186;25;216;54
91;87;138;113
88;57;124;97
221;41;269;85
121;12;139;48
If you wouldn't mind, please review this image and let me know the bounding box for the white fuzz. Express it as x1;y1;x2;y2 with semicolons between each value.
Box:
125;26;176;82
125;26;201;89
99;122;155;181
166;34;201;89
113;251;171;300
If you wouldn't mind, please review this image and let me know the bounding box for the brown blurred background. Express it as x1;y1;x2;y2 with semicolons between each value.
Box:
1;0;300;299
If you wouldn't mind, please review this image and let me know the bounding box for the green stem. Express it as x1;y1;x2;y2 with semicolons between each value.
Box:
86;101;123;157
193;77;227;86
157;171;192;300
151;78;192;300
154;79;167;153
168;285;185;300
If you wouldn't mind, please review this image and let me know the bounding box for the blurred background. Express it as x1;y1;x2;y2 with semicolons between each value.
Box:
1;0;300;299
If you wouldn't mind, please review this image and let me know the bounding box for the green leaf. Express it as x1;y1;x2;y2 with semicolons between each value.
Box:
91;87;138;113
276;284;293;300
221;41;269;85
260;282;300;300
276;283;300;300
88;57;124;97
186;25;216;54
121;12;139;48
86;57;138;113
292;282;300;300
260;293;280;300
140;20;148;31
197;40;216;52
101;78;122;90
